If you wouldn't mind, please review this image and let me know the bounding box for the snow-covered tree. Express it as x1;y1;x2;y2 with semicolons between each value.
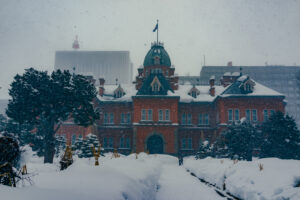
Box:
222;121;259;161
260;112;300;159
55;135;66;157
72;137;84;157
196;140;212;159
0;133;20;186
80;134;100;158
6;68;99;163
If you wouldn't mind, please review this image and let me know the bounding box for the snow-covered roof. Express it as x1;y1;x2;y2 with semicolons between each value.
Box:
97;76;284;103
221;76;284;97
97;84;137;102
169;85;226;103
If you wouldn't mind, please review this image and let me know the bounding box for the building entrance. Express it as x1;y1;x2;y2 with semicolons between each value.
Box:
147;135;163;154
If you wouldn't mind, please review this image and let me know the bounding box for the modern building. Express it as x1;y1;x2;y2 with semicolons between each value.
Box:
55;50;133;85
200;65;300;126
57;42;285;155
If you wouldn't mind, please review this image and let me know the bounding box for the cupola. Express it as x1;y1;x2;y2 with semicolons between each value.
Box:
143;42;171;67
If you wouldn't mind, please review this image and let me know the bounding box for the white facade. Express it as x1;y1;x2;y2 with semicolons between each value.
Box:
55;51;133;85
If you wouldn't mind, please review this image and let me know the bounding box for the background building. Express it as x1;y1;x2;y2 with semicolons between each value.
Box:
199;65;300;126
55;50;133;85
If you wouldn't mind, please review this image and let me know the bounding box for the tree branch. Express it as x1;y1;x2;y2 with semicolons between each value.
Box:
53;121;63;134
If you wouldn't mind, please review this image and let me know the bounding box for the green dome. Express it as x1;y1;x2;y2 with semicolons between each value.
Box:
143;42;171;67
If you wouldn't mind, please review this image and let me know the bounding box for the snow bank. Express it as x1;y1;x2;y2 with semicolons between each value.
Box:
2;152;162;200
184;157;300;200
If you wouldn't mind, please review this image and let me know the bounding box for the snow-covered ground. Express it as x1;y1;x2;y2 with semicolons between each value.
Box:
184;157;300;200
2;149;222;200
2;148;300;200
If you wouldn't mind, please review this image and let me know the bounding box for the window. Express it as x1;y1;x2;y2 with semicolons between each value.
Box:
234;109;240;121
120;137;130;149
165;109;170;121
104;113;108;124
182;113;186;124
187;113;192;125
109;113;114;124
204;114;209;125
159;109;163;121
141;109;146;120
153;82;159;92
148;109;153;121
246;109;251;121
120;137;124;148
72;135;76;144
252;110;257;121
126;138;130;148
181;138;186;149
121;113;125;124
127;113;131;123
191;91;197;98
103;137;113;149
198;113;203;125
228;109;233;121
263;110;268;122
187;138;192;149
116;90;123;98
181;138;192;149
270;110;275;117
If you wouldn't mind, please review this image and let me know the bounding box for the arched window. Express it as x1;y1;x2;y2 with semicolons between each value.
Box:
153;82;160;92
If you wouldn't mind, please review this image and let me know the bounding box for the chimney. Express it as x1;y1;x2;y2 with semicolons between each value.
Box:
209;75;215;87
99;78;105;97
209;75;215;96
227;61;233;66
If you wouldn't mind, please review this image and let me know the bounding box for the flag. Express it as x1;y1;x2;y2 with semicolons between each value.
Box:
153;23;158;32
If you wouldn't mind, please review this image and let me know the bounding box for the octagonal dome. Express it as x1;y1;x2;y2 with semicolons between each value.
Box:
143;42;171;67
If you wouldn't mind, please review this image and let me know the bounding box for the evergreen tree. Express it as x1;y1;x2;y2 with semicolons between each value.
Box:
0;133;20;186
222;121;259;161
196;140;212;159
6;68;99;163
80;134;100;158
260;112;300;159
55;135;66;158
72;137;84;157
211;136;229;158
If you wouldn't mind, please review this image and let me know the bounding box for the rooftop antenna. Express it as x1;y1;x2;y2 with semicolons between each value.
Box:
203;55;206;66
72;35;80;50
115;78;118;85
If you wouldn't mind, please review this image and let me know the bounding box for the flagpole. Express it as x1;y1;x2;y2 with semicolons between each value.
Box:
157;19;159;44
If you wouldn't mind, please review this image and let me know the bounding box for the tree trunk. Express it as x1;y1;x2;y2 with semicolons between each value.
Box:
43;121;56;164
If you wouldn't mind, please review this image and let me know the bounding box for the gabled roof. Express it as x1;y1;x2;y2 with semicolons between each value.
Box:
137;73;174;95
97;84;136;102
221;75;284;97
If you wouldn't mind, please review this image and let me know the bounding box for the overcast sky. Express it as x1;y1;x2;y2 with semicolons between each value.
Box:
0;0;300;99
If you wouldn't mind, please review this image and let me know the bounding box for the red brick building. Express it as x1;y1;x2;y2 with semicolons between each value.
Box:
57;41;285;155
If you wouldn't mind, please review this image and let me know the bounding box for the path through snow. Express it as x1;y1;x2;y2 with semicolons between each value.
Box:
156;164;224;200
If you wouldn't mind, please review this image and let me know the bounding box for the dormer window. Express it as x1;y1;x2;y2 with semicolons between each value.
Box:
188;86;200;98
154;56;161;65
151;76;162;93
153;82;160;92
114;85;125;98
116;90;123;98
240;78;255;94
191;91;197;98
